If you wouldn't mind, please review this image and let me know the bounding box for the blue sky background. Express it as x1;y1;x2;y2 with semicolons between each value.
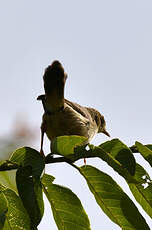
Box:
0;1;152;229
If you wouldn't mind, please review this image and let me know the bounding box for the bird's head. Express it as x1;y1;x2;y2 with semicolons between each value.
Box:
93;110;110;137
98;114;110;137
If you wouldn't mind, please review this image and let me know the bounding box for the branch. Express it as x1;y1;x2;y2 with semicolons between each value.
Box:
45;148;137;183
0;161;18;171
45;150;95;164
0;150;92;171
130;144;152;153
0;144;150;173
130;145;138;153
45;144;146;164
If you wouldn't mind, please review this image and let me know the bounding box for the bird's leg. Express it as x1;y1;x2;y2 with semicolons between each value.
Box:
40;129;45;155
84;158;86;164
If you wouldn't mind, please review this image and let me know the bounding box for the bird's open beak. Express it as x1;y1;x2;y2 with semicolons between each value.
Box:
102;129;110;137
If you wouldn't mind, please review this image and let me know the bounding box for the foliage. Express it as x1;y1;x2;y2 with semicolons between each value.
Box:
0;136;152;229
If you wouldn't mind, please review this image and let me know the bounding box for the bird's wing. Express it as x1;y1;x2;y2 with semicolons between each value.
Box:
64;99;90;119
37;94;47;112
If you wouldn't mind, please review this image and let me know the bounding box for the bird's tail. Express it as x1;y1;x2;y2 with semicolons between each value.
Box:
43;60;67;112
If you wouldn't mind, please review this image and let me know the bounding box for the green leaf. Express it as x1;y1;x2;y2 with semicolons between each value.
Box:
51;135;87;156
0;184;31;229
130;144;152;153
0;161;18;192
91;146;136;182
80;165;150;230
100;139;136;175
10;147;45;228
10;147;45;177
128;164;152;219
0;192;7;229
41;173;55;184
0;171;17;193
146;145;152;151
41;174;91;230
16;166;44;229
135;142;152;167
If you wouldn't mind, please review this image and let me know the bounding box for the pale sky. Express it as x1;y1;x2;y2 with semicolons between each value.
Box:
0;1;152;229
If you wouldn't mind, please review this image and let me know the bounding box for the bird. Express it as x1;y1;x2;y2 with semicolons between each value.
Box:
37;60;110;158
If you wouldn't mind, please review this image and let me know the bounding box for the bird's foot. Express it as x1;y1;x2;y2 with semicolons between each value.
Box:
40;149;45;156
84;158;86;165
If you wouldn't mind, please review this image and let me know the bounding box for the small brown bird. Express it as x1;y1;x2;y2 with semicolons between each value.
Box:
38;61;110;157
